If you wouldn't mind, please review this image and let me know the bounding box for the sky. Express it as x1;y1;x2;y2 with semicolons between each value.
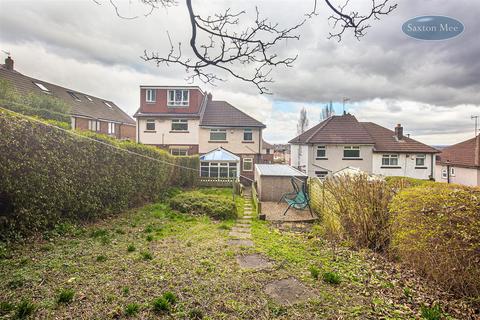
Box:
0;0;479;145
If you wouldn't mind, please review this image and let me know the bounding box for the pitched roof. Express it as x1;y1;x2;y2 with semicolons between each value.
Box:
289;113;439;154
361;122;438;153
0;64;135;125
200;100;265;128
289;114;375;144
437;135;480;168
262;140;274;149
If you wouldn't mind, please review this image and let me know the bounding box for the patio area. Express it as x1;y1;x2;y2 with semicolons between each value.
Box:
261;201;318;222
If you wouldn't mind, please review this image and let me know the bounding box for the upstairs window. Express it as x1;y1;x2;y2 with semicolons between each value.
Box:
108;122;115;135
33;82;50;93
316;146;326;159
243;128;253;141
146;119;156;131
210;129;227;141
415;154;426;166
146;89;156;102
343;146;360;158
168;89;189;107
382;154;399;166
171;119;188;131
88;120;100;132
68;91;81;101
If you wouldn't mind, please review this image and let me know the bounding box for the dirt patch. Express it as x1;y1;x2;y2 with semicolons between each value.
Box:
261;202;317;222
236;254;273;270
264;277;315;306
227;239;254;247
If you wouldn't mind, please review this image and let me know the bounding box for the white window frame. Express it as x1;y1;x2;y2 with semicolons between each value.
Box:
88;120;100;132
171;119;188;131
382;154;399;166
415;154;426;167
343;146;361;159
450;167;455;176
200;162;237;178
167;89;189;107
146;119;156;131
441;168;447;179
316;146;326;159
146;89;156;103
243;128;253;141
108;122;116;135
210;129;227;141
243;158;253;172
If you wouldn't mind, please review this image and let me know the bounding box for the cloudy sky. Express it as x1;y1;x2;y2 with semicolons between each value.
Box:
1;0;479;145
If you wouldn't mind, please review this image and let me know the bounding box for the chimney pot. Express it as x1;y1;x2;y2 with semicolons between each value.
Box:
207;92;212;101
395;124;404;140
4;56;13;71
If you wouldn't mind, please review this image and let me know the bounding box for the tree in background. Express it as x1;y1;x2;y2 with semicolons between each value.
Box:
296;107;309;170
321;101;335;120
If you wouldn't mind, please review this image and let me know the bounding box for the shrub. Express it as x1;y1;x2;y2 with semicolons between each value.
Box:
152;297;170;313
57;289;75;304
420;304;443;320
323;271;341;285
390;184;480;298
127;244;136;252
316;175;394;252
15;300;36;319
385;176;434;192
141;251;153;261
0;110;198;241
124;303;139;316
309;266;320;280
162;292;177;305
169;191;237;220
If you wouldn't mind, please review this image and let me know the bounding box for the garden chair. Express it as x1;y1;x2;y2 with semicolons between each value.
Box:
278;178;313;216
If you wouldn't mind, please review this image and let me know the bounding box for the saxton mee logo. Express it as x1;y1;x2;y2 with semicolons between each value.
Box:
402;16;464;40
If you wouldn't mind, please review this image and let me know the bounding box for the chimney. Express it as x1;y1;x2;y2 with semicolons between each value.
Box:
395;124;403;140
475;134;480;166
4;56;13;71
207;92;212;101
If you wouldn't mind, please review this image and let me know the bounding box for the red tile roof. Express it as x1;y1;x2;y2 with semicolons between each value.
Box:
437;135;480;168
0;64;135;125
289;114;439;154
200;100;265;128
289;114;375;144
361;122;438;153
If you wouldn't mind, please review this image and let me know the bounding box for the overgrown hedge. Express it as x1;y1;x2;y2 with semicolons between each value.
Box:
0;99;71;123
169;191;237;220
0;110;198;241
390;184;480;298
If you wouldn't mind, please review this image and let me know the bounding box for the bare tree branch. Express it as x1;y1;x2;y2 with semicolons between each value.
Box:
101;0;396;93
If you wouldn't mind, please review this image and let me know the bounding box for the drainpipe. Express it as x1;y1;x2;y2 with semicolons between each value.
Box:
446;160;451;184
430;154;434;180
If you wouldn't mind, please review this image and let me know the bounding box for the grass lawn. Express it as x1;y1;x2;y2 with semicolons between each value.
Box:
0;188;472;319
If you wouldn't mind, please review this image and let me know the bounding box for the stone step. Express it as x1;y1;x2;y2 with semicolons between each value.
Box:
229;231;252;239
228;239;254;247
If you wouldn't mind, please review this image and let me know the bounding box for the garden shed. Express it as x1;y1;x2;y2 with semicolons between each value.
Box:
254;164;307;202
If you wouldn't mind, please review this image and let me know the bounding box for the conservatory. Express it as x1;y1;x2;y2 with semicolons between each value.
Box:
199;147;240;179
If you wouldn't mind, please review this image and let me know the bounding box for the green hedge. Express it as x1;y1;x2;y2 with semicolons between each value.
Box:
168;191;237;220
0;99;71;123
390;184;480;298
0;110;198;241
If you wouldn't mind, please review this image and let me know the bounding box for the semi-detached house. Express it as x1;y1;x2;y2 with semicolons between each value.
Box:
0;57;136;139
134;86;272;183
289;113;439;179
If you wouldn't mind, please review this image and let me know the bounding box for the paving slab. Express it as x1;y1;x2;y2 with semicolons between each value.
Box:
231;226;250;233
264;277;315;306
229;231;251;239
236;254;273;270
228;239;254;247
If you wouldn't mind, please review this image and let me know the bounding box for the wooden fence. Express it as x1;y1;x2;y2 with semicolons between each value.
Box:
196;177;237;187
252;181;262;216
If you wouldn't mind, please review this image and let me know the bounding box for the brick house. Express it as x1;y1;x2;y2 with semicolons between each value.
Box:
289;113;439;179
134;85;272;182
0;56;136;139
